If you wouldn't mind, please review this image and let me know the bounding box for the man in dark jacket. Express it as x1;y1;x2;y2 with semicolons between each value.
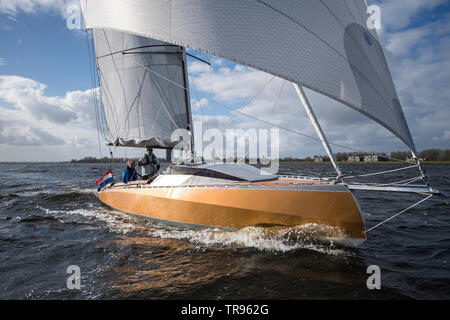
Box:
138;147;160;179
122;160;138;183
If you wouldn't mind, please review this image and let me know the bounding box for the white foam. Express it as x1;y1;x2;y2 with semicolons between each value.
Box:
69;187;98;195
148;224;352;255
34;205;352;255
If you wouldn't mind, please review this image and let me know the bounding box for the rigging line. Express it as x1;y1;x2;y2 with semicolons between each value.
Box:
144;61;179;136
95;52;121;139
265;80;286;123
138;64;190;92
102;30;129;135
86;32;101;134
144;52;187;136
348;176;424;187
380;176;424;186
227;75;276;123
86;31;109;141
187;63;210;131
343;164;419;179
85;30;109;154
141;53;181;136
123;66;147;135
364;193;433;234
96;44;181;59
91;40;112;142
135;59;196;135
211;97;367;154
211;85;414;166
206;53;219;130
186;52;211;65
96;89;110;142
188;51;217;129
97;67;122;139
220;75;276;132
138;62;184;131
403;176;425;185
85;30;103;156
96;86;111;141
237;79;286;163
130;68;148;139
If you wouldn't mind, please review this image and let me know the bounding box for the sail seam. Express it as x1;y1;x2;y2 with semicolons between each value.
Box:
255;0;395;117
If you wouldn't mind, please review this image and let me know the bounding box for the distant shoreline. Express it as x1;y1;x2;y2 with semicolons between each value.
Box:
1;160;449;164
280;161;450;164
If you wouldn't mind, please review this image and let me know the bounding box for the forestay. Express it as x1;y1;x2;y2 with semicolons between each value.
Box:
92;29;192;148
81;0;417;154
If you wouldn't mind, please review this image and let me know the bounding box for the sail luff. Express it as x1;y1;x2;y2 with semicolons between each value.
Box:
180;48;195;155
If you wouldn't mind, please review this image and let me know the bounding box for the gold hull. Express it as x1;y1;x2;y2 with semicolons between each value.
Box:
99;184;366;245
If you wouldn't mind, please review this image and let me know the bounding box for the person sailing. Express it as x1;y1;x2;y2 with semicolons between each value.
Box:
138;147;160;179
122;159;138;183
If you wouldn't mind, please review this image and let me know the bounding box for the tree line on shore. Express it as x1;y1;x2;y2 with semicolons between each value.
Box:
71;149;450;163
391;149;450;161
281;149;450;162
70;156;166;163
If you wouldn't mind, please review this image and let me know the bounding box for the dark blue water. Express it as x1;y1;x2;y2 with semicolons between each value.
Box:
0;162;448;299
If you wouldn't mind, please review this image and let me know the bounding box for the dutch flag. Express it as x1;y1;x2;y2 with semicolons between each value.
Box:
96;169;114;192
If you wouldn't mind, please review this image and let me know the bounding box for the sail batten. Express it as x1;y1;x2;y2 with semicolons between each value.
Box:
81;0;416;153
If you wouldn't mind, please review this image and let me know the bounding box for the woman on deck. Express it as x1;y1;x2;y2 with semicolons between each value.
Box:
122;160;138;183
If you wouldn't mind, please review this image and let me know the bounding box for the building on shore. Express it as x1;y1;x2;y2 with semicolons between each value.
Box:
406;157;426;163
314;156;324;163
347;153;389;162
348;154;363;162
363;154;389;162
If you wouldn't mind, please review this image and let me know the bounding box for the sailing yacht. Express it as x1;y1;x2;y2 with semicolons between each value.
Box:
81;0;442;247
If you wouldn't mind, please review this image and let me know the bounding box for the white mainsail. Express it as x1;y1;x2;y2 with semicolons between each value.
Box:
81;0;417;155
92;28;192;148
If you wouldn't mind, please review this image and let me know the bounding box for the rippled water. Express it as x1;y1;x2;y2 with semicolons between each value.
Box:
0;162;448;299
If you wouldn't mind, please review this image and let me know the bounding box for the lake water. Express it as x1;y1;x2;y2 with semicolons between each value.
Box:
0;162;449;299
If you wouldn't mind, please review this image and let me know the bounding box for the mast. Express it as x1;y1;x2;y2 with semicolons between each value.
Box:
181;47;195;163
293;84;343;179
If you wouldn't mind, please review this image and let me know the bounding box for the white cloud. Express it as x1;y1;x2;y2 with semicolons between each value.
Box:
0;75;87;124
369;0;446;30
385;17;450;57
0;125;61;147
0;75;100;156
0;0;79;18
190;97;209;111
188;61;211;74
385;25;431;57
0;57;4;66
379;15;450;151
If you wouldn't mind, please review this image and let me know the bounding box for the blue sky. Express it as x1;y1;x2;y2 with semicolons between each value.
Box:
0;11;91;96
0;0;449;161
